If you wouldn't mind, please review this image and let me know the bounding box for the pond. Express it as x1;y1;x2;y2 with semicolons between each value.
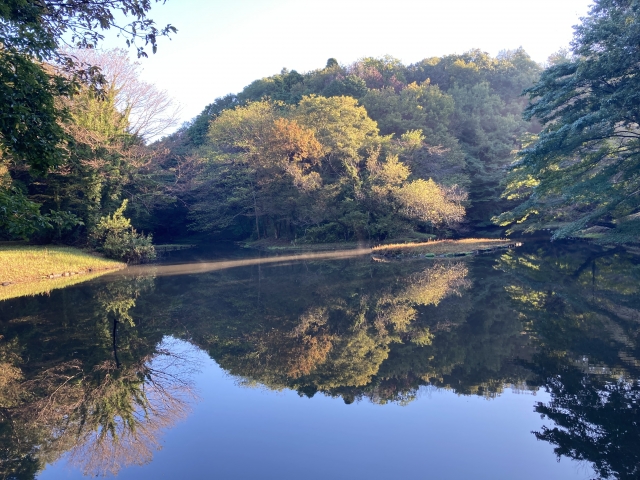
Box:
1;241;639;479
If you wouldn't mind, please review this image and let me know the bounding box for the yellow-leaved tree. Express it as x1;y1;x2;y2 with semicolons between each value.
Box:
191;95;466;241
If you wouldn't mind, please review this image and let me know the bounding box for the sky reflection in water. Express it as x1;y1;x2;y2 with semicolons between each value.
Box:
0;241;638;479
40;357;582;480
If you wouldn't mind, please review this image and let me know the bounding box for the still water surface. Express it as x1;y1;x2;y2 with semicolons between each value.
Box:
1;241;639;479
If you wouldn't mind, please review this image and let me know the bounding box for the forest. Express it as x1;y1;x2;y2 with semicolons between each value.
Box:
2;2;640;479
1;0;639;261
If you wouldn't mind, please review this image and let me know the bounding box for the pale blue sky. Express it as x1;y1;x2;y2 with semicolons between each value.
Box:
102;0;594;127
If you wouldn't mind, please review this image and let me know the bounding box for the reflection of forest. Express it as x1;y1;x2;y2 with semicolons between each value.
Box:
1;242;640;479
496;242;640;480
172;257;534;403
0;275;198;478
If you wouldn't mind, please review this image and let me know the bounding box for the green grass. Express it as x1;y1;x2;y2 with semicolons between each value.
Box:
372;238;519;257
0;245;125;284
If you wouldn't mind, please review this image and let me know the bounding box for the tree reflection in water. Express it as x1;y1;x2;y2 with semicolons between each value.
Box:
63;341;198;476
531;358;640;480
1;242;640;479
0;275;200;478
182;261;475;400
1;341;199;477
497;242;640;480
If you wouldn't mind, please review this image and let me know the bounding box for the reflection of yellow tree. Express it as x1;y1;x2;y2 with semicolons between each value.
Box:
230;308;334;387
219;262;470;395
399;263;469;306
375;262;469;341
317;262;469;388
286;308;333;379
309;329;390;388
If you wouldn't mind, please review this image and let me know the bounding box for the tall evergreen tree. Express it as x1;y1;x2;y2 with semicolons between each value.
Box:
496;0;640;244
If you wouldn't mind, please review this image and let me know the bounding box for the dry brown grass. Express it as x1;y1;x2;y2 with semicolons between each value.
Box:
372;238;518;256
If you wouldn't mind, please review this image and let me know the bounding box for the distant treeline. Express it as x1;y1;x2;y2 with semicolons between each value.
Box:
2;48;541;248
152;49;541;242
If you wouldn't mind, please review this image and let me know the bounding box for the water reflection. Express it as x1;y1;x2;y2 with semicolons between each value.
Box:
0;275;199;478
530;356;640;480
1;241;639;478
123;247;372;278
496;243;640;480
198;261;471;398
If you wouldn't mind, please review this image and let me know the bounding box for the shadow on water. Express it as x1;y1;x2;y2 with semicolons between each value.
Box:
1;240;640;478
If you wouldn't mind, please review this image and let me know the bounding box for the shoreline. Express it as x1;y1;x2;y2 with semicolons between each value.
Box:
371;239;521;258
242;238;521;257
0;245;126;301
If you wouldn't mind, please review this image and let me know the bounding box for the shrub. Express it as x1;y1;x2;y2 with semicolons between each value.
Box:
92;200;156;263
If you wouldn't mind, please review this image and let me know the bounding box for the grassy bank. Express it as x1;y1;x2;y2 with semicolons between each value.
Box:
372;238;520;257
0;245;125;290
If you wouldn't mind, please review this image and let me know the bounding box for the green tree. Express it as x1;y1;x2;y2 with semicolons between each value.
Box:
164;50;540;240
0;185;49;240
495;0;640;243
190;100;324;239
190;97;465;241
404;49;540;231
3;47;176;245
0;53;71;172
0;0;175;172
1;156;81;241
533;362;640;480
92;200;156;262
360;80;454;140
7;82;136;242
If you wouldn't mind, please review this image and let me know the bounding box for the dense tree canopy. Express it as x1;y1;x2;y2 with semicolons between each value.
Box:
495;0;640;244
1;49;169;262
6;1;638;248
188;96;465;242
157;48;540;242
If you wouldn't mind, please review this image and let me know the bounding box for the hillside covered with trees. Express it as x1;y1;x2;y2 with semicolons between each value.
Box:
2;0;639;256
160;49;541;242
